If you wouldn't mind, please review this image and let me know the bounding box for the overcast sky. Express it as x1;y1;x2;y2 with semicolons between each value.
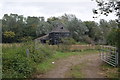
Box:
0;0;117;22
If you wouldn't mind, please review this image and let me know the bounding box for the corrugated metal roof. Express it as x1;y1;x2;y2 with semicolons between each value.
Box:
35;34;49;40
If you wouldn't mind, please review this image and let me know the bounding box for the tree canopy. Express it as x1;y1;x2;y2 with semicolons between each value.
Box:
1;13;117;44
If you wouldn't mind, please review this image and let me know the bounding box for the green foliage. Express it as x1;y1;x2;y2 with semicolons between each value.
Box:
29;43;54;63
107;28;120;47
3;55;35;78
94;0;120;67
36;21;53;36
115;28;120;46
2;13;118;44
2;14;40;43
2;42;55;78
2;43;35;78
106;29;117;45
84;21;100;42
62;15;89;42
2;41;99;78
3;31;15;38
3;31;15;43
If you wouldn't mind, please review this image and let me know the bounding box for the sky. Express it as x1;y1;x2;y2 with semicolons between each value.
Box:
0;0;118;22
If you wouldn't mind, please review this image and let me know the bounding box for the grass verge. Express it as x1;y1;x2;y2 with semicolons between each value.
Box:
101;63;119;78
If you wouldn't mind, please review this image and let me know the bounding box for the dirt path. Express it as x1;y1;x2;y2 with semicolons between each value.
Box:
36;53;105;78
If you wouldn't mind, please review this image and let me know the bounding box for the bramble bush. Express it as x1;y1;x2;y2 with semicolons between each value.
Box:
2;41;55;78
2;43;35;78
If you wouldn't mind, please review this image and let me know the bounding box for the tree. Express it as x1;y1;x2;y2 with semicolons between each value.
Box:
106;29;117;45
2;14;26;42
25;16;40;38
108;20;118;29
99;19;112;44
36;21;52;37
84;21;101;44
93;0;120;66
59;14;89;42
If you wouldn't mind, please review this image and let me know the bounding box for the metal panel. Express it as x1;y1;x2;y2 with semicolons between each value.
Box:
100;45;118;67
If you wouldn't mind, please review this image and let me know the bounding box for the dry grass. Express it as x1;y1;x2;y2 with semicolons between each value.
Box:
2;43;24;48
70;44;96;51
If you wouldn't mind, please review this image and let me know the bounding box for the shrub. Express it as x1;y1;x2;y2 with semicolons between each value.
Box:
3;54;35;78
3;31;16;43
28;41;55;63
2;43;35;78
2;41;55;78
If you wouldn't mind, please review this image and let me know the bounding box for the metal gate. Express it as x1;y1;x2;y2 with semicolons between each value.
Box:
99;45;119;67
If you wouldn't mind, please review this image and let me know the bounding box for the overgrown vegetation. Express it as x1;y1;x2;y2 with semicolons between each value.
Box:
2;41;99;78
2;13;118;44
2;41;55;78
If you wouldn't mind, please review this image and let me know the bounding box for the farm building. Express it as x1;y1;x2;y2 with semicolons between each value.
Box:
36;24;70;45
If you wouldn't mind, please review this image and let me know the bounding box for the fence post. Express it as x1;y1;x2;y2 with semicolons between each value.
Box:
26;49;30;58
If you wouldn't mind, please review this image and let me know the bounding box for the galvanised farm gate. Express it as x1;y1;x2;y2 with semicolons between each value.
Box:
99;45;119;67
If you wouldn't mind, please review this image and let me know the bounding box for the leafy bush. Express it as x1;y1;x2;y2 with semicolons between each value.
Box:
2;41;55;78
3;54;35;78
3;31;16;43
2;43;35;78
